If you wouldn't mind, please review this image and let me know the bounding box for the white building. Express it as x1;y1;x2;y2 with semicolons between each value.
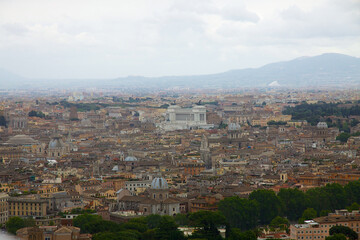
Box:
158;105;214;131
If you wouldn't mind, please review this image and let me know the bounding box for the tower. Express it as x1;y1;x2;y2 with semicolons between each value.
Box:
93;160;100;177
227;122;242;149
200;135;212;169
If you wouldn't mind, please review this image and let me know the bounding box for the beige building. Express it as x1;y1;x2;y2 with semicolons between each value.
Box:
16;225;91;240
290;210;360;240
0;193;9;225
8;197;47;218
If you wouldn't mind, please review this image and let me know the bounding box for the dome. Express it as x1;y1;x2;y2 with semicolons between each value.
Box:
5;135;39;146
49;137;65;149
317;122;328;129
124;156;138;162
228;123;241;131
150;177;169;190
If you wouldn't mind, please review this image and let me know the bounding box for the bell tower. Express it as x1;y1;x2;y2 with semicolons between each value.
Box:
200;135;212;170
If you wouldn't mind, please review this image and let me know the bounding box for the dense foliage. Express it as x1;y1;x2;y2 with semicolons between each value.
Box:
28;110;46;118
336;132;360;143
329;226;358;240
5;217;35;235
217;181;360;231
73;213;185;240
59;100;102;112
0;115;6;127
283;102;360;126
267;120;287;125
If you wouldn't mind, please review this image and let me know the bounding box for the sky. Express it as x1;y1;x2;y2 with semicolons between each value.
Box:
0;0;359;79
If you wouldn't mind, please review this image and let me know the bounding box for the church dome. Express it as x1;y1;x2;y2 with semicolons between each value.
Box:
49;137;65;149
124;156;138;162
317;122;328;129
150;177;169;190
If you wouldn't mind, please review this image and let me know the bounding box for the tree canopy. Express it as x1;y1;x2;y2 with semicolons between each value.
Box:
329;226;358;240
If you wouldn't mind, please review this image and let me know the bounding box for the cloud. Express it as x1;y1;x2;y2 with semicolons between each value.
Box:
2;23;28;36
220;3;260;23
0;0;358;79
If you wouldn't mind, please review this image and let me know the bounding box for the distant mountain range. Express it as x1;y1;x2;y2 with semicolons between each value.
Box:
1;53;359;89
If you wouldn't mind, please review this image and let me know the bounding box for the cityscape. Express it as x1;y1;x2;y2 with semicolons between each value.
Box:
0;0;360;240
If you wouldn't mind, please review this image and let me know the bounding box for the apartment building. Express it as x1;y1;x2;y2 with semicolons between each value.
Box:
0;192;9;224
8;197;48;218
290;210;360;240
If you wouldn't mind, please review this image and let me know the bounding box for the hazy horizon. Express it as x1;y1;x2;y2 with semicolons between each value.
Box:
0;0;359;79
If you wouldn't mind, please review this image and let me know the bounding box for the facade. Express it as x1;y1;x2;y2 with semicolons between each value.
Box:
0;193;9;225
48;135;70;158
159;105;214;131
180;162;205;175
189;195;223;212
290;210;360;240
0;146;23;163
117;177;181;216
16;226;91;240
125;180;151;195
8;197;48;218
10;115;28;130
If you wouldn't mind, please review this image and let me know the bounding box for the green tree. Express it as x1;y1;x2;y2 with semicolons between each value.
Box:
93;232;119;240
305;187;332;213
24;217;36;227
228;228;256;240
270;216;289;230
345;181;360;205
154;216;185;240
6;217;26;234
88;220;122;234
323;184;347;211
73;214;102;233
142;229;157;240
326;234;347;240
329;226;358;240
347;202;360;212
320;210;331;216
122;221;148;233
218;196;259;230
0;116;6;127
93;231;140;240
249;189;281;224
337;132;351;143
278;188;307;221
174;213;189;226
146;214;162;229
188;211;226;240
298;208;317;223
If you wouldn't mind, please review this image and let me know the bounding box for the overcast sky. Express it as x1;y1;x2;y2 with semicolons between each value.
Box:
0;0;359;79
